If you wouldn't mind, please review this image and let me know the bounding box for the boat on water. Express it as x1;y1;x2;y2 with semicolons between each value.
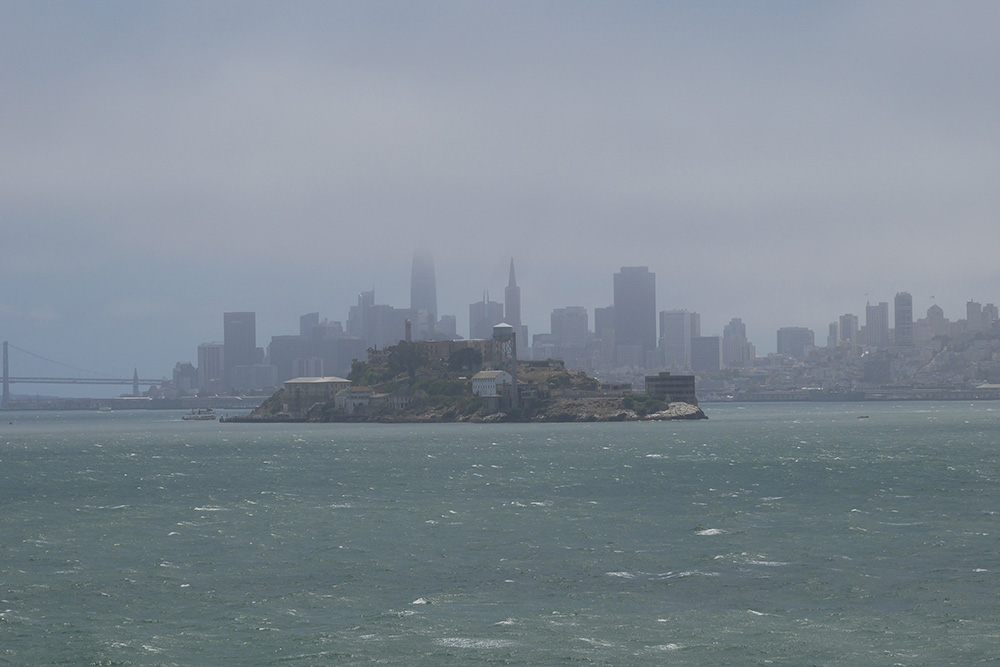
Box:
182;408;216;421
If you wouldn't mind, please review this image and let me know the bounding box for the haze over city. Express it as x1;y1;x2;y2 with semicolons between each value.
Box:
2;2;998;395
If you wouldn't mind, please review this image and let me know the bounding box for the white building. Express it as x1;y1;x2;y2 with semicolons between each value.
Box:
471;370;513;397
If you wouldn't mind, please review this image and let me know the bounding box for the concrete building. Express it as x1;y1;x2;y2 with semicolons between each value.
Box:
469;294;504;340
410;251;437;340
644;371;698;404
722;317;754;367
776;327;815;358
223;312;257;391
691;336;722;373
197;342;224;393
839;314;859;344
894;292;913;346
282;376;351;416
471;370;513;397
660;310;700;370
551;306;590;347
865;302;890;348
613;267;656;367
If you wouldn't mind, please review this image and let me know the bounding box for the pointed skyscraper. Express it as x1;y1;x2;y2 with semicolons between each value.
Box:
504;258;525;354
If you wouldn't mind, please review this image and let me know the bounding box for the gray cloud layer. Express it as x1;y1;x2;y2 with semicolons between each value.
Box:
2;1;997;380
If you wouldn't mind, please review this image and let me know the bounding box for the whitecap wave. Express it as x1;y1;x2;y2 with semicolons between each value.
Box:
435;638;518;649
696;528;725;536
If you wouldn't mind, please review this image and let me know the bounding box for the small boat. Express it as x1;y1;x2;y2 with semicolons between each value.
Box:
182;408;216;421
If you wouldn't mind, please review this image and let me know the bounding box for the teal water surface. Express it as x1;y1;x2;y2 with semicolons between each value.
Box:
2;402;999;665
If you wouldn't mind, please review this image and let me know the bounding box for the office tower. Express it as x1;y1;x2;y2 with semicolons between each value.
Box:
967;300;984;333
722;317;754;367
827;322;838;348
776;327;815;358
894;292;913;345
984;304;999;331
551;307;590;347
865;302;890;348
594;306;615;341
469;293;504;340
839;314;859;344
613;266;656;366
660;310;700;369
691;336;722;372
504;259;525;354
410;251;437;338
347;290;375;339
223;312;257;390
299;312;319;337
197;341;224;392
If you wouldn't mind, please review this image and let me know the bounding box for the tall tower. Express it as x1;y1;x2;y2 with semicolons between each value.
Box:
865;302;890;348
659;310;700;369
504;258;525;354
894;292;913;346
410;251;437;338
613;266;656;367
223;312;257;392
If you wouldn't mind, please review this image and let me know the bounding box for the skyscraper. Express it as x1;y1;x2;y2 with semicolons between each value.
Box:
722;317;754;367
469;293;504;340
776;327;815;358
551;307;589;347
410;251;437;339
894;292;913;346
865;302;890;348
223;311;257;391
660;310;700;369
504;258;525;354
839;313;859;344
613;266;656;367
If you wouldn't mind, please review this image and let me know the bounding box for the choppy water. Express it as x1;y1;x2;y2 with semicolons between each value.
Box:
2;402;999;665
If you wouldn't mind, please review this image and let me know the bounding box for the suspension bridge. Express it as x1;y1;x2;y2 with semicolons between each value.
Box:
2;341;164;407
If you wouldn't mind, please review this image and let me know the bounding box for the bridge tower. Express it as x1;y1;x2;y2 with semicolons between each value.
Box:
2;341;9;408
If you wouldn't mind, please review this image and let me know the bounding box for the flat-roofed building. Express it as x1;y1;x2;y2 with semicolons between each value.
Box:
644;371;698;405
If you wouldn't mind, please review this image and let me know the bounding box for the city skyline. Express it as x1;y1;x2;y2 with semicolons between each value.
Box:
4;254;996;399
2;3;998;392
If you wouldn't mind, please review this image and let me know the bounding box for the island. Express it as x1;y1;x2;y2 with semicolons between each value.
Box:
237;340;706;423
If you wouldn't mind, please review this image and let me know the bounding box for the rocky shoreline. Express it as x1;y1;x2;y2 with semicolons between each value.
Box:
228;397;706;424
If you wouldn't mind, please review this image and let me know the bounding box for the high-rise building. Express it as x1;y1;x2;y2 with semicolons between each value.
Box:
827;322;838;348
865;302;890;348
410;251;437;338
967;300;984;333
722;317;754;367
613;266;656;367
469;293;504;340
659;310;700;369
299;312;319;337
223;312;257;391
551;307;589;348
691;336;722;372
894;292;913;345
839;314;859;344
776;327;815;358
504;259;525;354
197;341;224;393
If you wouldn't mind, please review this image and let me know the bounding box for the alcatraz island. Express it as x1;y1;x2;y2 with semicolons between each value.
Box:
240;324;705;423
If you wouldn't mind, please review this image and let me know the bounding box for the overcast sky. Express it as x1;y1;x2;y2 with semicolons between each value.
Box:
2;1;998;390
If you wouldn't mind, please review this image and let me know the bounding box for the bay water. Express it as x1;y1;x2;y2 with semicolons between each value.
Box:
2;402;999;665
